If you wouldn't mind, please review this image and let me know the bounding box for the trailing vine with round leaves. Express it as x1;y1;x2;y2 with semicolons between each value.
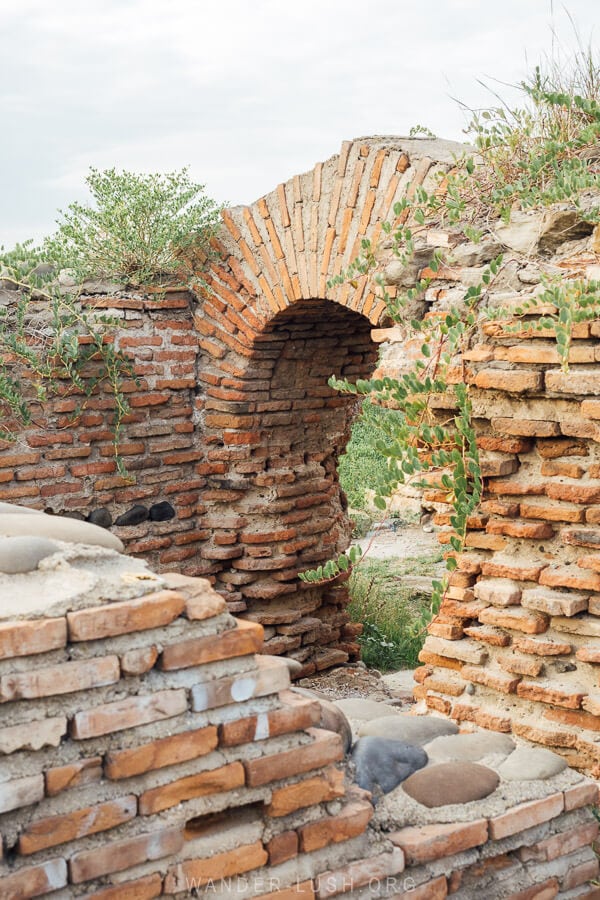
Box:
0;244;136;478
300;68;600;638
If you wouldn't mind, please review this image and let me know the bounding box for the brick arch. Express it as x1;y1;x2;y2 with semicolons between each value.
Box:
190;136;450;670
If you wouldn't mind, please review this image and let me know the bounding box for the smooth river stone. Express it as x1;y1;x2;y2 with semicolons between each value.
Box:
424;732;515;762
334;698;401;722
0;513;124;552
0;536;60;574
359;713;458;745
403;762;499;807
0;502;41;515
497;747;567;781
351;737;427;796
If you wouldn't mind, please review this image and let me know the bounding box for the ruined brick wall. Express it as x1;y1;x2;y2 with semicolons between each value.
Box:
2;543;599;899
0;137;461;673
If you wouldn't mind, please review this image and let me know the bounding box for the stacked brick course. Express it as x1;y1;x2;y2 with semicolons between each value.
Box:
1;539;599;899
0;137;461;672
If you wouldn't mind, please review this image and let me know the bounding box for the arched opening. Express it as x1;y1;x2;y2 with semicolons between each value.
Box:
197;299;378;672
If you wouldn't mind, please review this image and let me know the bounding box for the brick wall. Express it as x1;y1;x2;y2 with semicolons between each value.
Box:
1;553;599;898
0;137;456;673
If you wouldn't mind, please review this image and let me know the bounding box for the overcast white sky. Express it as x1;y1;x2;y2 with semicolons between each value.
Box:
0;0;597;247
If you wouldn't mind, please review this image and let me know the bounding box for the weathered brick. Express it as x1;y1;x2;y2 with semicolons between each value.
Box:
491;417;561;437
67;589;185;641
0;859;67;899
45;757;102;796
0;655;119;701
521;501;585;523
488;793;564;839
267;830;299;865
79;873;163;900
298;800;373;852
474;578;521;606
69;826;183;883
219;696;320;746
480;558;547;581
0;617;66;660
513;636;572;656
498;653;544;676
541;459;585;478
120;644;159;675
18;795;137;855
266;767;345;817
479;606;549;634
519;820;599;863
421;636;487;665
0;716;67;755
315;848;405;899
105;725;218;779
539;566;600;591
255;879;315;900
0;774;44;815
451;702;512;732
564;781;599;810
517;680;586;709
139;761;245;814
191;655;290;712
71;689;187;739
245;728;343;787
461;665;520;694
474;369;543;392
520;586;588;617
390;818;488;863
164;841;268;893
547;483;600;504
159;620;263;670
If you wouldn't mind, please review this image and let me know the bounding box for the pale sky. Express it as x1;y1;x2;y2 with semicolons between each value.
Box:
0;0;597;247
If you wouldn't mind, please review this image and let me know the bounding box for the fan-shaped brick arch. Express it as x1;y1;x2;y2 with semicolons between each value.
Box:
191;136;456;672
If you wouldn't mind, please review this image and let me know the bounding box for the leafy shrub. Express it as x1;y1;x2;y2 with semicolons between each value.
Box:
44;167;222;285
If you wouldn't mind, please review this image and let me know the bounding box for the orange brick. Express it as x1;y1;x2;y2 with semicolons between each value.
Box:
478;436;532;454
474;368;542;393
560;857;600;891
480;560;547;582
463;625;511;647
479;606;549;634
267;767;345;817
105;726;218;780
517;681;586;709
120;644;159;675
71;689;187;739
498;654;544;677
245;728;343;787
84;874;163;900
544;707;600;732
461;665;520;694
538;438;589;459
315;848;406;899
491;417;561;438
564;781;599;810
0;655;119;701
256;880;315;900
0;859;67;898
547;483;600;504
219;696;320;746
486;519;554;539
67;590;185;641
518;820;598;862
0;617;66;660
488;793;564;839
298;800;373;852
18;795;136;855
451;702;512;732
417;650;464;671
507;878;559;900
514;636;572;656
267;830;298;865
390;818;488;863
165;842;268;893
541;460;585;478
139;761;245;814
521;501;585;523
70;826;183;883
539;566;600;591
513;719;578;748
45;757;102;797
159;620;263;670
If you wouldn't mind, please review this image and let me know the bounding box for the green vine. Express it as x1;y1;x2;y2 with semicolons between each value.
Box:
300;62;600;636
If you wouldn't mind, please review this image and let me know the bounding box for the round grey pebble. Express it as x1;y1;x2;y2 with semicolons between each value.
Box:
359;713;458;745
424;732;515;762
497;747;567;781
351;736;428;797
0;536;60;574
334;698;400;722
